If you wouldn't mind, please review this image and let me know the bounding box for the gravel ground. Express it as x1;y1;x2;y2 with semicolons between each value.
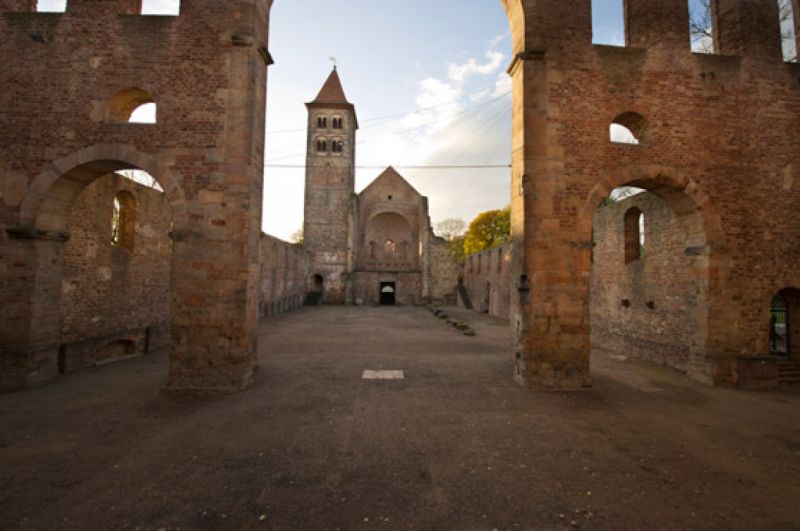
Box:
1;305;799;530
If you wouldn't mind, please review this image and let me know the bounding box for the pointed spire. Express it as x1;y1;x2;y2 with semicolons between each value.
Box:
311;68;351;105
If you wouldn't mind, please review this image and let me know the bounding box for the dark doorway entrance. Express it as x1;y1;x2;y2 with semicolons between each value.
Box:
380;282;396;306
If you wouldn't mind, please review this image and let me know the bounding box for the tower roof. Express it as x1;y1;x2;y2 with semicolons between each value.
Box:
311;68;350;105
306;68;358;128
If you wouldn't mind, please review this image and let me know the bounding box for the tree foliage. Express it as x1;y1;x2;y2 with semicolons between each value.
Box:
290;226;304;245
463;207;510;256
434;218;467;263
434;218;466;241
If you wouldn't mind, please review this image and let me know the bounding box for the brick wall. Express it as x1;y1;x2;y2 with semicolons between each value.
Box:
462;244;512;319
60;173;171;371
427;234;461;306
591;192;699;372
258;234;309;317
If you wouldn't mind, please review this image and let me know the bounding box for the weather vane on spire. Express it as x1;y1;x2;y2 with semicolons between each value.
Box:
329;56;337;70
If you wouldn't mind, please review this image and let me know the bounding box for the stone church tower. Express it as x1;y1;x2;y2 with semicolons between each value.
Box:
303;68;358;304
303;69;460;306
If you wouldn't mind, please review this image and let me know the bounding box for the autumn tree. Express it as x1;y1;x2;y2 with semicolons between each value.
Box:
463;207;511;256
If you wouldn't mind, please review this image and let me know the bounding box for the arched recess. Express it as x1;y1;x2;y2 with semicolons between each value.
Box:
6;144;184;388
20;143;184;232
583;164;731;384
363;211;417;268
764;283;800;359
106;88;157;124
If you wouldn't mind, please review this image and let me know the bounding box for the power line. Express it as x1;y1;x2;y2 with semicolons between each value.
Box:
265;164;511;170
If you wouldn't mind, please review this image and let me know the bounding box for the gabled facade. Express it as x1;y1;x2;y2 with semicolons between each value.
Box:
302;71;460;306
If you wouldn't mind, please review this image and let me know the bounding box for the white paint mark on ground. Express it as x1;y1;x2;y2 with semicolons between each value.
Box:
362;370;405;380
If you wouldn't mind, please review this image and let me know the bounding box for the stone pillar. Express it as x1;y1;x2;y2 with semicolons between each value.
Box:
715;0;783;59
0;230;67;389
508;0;593;390
625;0;691;49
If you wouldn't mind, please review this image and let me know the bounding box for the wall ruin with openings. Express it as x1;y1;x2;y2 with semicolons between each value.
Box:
259;234;309;317
591;192;699;373
462;244;512;320
60;173;172;372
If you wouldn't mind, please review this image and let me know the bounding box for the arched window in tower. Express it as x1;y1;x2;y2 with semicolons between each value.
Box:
331;139;344;153
111;191;136;251
317;116;328;129
332;116;343;129
315;138;328;153
384;239;396;257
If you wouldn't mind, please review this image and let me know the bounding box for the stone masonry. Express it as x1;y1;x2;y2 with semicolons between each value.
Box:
504;0;800;389
0;0;273;391
303;71;461;307
462;244;512;320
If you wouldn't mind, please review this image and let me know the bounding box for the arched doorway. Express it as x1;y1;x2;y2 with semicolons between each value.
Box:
583;168;726;386
380;283;396;306
770;288;800;358
4;150;183;389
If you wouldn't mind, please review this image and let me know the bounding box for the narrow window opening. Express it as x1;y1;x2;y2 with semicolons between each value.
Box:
592;0;625;46
331;139;344;153
111;191;136;251
779;0;798;62
624;207;644;264
689;0;716;54
36;0;66;12
315;139;328;153
139;0;180;15
317;116;328;129
332;116;343;129
384;239;396;257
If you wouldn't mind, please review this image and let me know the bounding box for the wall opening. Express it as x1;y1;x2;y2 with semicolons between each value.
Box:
689;0;716;53
770;288;800;358
37;164;175;379
111;191;136;251
380;282;396;306
139;0;180;15
107;88;157;124
779;0;798;62
591;182;708;374
624;207;644;264
312;274;324;293
36;0;66;12
592;0;625;46
610;112;647;145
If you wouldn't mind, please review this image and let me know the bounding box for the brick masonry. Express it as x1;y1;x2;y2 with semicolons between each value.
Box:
462;244;513;320
0;0;273;391
505;0;800;389
60;174;172;371
591;192;699;373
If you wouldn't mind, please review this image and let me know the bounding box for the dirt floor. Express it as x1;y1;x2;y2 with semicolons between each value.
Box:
2;306;800;530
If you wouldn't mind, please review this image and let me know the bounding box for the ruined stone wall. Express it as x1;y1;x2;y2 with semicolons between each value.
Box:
506;0;800;388
60;174;171;371
463;244;512;319
591;193;698;372
426;233;460;306
258;234;309;318
0;0;272;390
353;271;423;306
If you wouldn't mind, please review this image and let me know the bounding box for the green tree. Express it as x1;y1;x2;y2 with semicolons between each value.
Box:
463;207;510;256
